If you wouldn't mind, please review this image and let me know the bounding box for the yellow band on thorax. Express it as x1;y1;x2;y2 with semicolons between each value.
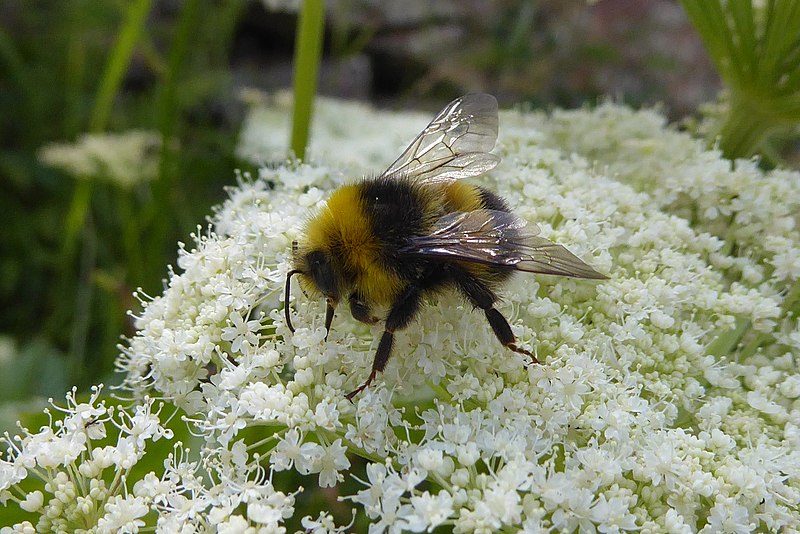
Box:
304;185;403;306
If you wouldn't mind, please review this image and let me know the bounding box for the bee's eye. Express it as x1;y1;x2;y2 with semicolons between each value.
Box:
306;250;338;300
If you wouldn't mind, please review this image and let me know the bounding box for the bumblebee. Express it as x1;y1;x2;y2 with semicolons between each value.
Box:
284;94;606;399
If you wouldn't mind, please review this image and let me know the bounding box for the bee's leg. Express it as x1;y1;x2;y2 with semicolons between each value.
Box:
484;308;539;364
453;269;539;364
349;292;378;324
346;285;423;400
324;298;336;341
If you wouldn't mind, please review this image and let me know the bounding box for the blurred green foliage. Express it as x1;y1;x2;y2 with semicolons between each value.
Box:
681;0;800;160
0;1;248;397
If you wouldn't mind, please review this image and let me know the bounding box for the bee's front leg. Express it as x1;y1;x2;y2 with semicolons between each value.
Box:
349;292;378;324
346;285;422;400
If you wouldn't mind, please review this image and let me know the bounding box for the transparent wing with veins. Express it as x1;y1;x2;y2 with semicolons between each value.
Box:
382;93;500;184
402;210;608;279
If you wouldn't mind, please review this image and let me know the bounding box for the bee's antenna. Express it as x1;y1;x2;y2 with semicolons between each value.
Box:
284;269;302;333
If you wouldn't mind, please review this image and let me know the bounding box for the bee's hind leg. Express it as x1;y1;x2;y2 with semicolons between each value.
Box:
452;267;539;365
345;368;378;401
484;307;539;364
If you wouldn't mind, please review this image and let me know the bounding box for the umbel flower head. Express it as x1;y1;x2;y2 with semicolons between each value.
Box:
5;96;800;532
38;130;162;188
0;387;173;533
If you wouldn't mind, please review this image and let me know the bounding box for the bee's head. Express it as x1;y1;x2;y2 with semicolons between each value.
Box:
284;243;340;334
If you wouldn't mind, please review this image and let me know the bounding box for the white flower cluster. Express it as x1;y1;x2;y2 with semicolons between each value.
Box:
236;90;430;173
38;130;162;188
144;441;302;532
6;97;800;531
0;388;305;532
260;0;301;13
537;103;800;287
0;387;172;533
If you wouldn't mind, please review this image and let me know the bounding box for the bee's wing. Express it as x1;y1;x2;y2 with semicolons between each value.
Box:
382;93;500;185
402;210;608;279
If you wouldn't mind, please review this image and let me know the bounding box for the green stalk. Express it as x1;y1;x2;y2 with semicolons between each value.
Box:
290;0;326;161
781;278;800;318
68;219;97;383
706;316;750;358
89;0;152;132
142;0;200;286
62;0;152;254
716;90;777;159
61;0;152;383
64;3;88;140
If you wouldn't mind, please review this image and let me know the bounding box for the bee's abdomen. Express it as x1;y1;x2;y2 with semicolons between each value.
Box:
443;181;510;213
475;186;510;212
441;182;514;284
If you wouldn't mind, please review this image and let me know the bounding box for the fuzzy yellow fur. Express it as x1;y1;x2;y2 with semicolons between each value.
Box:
300;181;497;307
443;181;483;212
303;185;403;305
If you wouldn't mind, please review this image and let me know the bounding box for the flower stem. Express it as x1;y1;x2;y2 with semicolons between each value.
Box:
56;0;153;384
290;0;325;161
781;278;800;318
717;90;779;159
706;316;750;358
145;0;201;284
681;0;800;159
90;0;152;133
